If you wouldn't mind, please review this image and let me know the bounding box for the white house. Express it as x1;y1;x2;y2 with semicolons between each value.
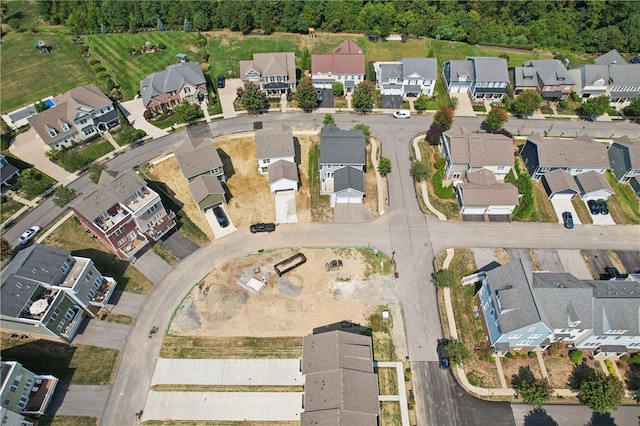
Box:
374;58;438;97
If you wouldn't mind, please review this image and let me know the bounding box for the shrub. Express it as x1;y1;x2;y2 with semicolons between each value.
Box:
502;358;508;364
630;353;640;365
88;58;100;66
432;269;455;288
620;354;630;362
505;351;514;359
528;351;536;358
594;361;600;368
92;65;106;73
569;350;584;364
97;71;111;81
467;373;481;387
200;63;210;73
157;42;166;50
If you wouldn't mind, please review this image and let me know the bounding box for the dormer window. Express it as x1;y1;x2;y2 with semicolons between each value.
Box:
61;123;70;131
48;128;57;137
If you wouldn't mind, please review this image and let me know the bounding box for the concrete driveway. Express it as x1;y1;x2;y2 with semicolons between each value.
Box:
205;206;237;238
151;359;302;386
73;320;129;351
133;247;173;284
275;190;298;223
9;128;73;183
333;204;373;223
583;199;616;225
217;78;242;119
118;98;168;139
451;92;476;117
550;198;582;225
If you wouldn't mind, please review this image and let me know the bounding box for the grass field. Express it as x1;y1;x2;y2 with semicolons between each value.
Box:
37;417;98;426
160;336;302;359
1;198;24;223
43;216;154;294
85;32;204;99
1;335;119;385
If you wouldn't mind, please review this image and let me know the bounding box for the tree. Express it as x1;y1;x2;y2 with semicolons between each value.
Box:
295;77;317;111
332;81;344;97
352;80;376;113
510;89;542;117
156;18;164;32
410;161;429;181
578;94;610;121
434;106;454;130
1;238;12;261
579;372;624;413
323;113;335;125
624;98;640;118
511;366;552;408
115;125;140;145
484;107;509;132
414;94;430;111
89;163;106;184
183;16;192;32
353;124;371;143
432;269;454;288
53;186;78;207
446;339;471;365
378;157;392;175
426;123;445;145
241;82;268;114
173;100;199;123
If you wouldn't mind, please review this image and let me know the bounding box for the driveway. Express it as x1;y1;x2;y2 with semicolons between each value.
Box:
549;199;582;225
217;78;242;119
160;231;199;260
48;384;109;417
333;204;374;223
204;206;237;238
275;190;298;223
583;200;616;225
582;249;612;279
451;92;476;117
151;359;302;386
72;319;129;351
381;95;402;109
557;250;592;279
317;88;334;108
133;247;173;284
118;98;168;139
9;128;73;184
615;250;640;274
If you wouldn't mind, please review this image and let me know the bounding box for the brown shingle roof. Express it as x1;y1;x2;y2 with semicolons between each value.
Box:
267;160;298;184
444;127;513;167
526;133;609;169
188;174;224;204
575;170;614;195
240;52;296;82
176;143;223;180
457;182;518;206
542;169;580;193
311;39;365;75
467;168;498;186
255;123;294;159
302;331;374;374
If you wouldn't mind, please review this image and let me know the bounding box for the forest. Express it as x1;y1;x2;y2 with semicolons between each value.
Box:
34;0;640;54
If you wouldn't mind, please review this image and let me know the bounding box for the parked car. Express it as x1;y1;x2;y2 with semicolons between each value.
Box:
562;211;574;229
597;199;609;215
393;110;410;119
587;199;600;215
217;75;225;89
212;206;229;228
250;222;275;233
437;339;450;369
19;226;42;245
316;89;323;104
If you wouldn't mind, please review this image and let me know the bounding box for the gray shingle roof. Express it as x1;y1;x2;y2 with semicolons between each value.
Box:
513;67;540;89
470;57;509;82
530;272;594;330
268;159;298;184
188;174;224;204
609;64;640;86
574;170;614;195
443;127;513;167
594;49;626;65
542;169;580;194
72;170;146;221
319;125;366;166
400;57;438;80
444;60;475;83
302;369;379;417
457;181;518;207
522;60;575;86
526;133;609;169
378;63;403;81
610;136;640;170
334;166;365;194
0;155;20;184
301;409;377;426
140;62;206;107
579;64;610;86
255;123;294;159
176;142;223;180
302;330;374;374
240;52;296;83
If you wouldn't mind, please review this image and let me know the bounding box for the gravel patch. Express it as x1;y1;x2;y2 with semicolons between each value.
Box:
172;300;202;331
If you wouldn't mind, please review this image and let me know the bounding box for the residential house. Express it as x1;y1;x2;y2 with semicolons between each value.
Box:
140;62;207;114
510;60;575;100
455;169;518;218
188;175;226;212
443;57;509;100
301;330;379;425
240;52;297;95
1;360;58;423
541;169;580;200
520;133;609;180
594;49;627;66
574;170;614;200
255;124;298;193
70;170;176;260
318;125;366;207
27;84;119;149
608;136;640;182
1;154;20;192
569;61;640;107
374;57;438;97
439;126;514;181
629;176;640;199
0;244;117;343
311;40;365;93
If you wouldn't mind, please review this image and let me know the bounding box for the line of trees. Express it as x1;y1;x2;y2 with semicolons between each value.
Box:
36;0;640;53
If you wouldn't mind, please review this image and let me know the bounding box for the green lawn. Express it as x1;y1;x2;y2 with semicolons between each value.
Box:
1;337;119;385
85;32;204;99
58;140;115;172
1;198;24;223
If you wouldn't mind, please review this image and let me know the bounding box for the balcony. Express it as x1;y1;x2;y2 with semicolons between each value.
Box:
61;308;84;341
126;188;155;212
23;376;58;416
94;207;131;232
61;258;89;288
119;233;148;259
146;211;177;241
20;290;57;321
89;277;117;307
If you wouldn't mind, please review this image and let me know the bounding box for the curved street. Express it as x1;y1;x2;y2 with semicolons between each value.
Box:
5;113;640;425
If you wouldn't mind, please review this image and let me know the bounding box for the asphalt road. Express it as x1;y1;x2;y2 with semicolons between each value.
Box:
6;113;640;426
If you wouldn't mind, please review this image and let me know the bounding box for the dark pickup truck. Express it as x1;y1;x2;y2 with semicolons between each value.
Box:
250;223;276;233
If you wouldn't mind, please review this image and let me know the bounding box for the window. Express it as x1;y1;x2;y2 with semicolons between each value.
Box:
88;289;96;300
264;158;270;164
516;340;533;346
184;86;191;93
3;399;10;406
17;395;28;409
508;334;522;339
527;327;536;332
93;278;101;289
497;166;505;171
48;128;57;137
529;334;542;339
61;123;70;131
50;308;60;321
64;308;74;320
146;204;158;215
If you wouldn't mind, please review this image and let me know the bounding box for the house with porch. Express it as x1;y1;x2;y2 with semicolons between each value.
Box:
439;126;514;182
1;360;59;424
311;39;365;93
608;136;640;182
510;60;575;101
255;124;298;193
240;52;297;95
319;125;366;207
70;170;176;260
520;133;609;180
569;62;640;108
443;57;509;100
0;244;117;343
140;62;207;114
373;57;438;97
1;154;20;192
455;169;518;218
27;84;119;150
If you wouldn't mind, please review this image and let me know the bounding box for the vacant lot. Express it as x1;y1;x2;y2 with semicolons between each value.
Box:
169;248;398;339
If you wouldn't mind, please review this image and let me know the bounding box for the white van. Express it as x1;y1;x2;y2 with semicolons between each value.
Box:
392;110;410;119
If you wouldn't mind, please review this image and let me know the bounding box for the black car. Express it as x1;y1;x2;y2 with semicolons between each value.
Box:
217;75;225;89
316;89;323;104
562;211;574;229
437;339;451;369
587;199;600;215
597;199;609;215
212;206;229;227
250;222;276;233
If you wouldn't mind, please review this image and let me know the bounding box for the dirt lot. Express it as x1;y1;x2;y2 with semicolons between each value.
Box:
170;248;401;342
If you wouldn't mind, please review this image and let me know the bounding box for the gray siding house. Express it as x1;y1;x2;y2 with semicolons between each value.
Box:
443;57;509;100
1;360;59;421
374;57;438;97
240;52;297;95
511;60;575;100
608;136;640;182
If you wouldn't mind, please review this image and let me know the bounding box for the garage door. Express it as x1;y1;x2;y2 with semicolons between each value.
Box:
549;193;574;200
486;206;514;215
450;85;460;93
462;206;486;215
335;195;362;204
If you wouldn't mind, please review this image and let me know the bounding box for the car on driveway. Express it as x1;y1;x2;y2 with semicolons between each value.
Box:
597;199;609;215
316;89;323;104
393;110;410;119
587;200;600;215
19;226;42;245
250;222;276;233
212;206;229;228
437;339;451;369
217;75;225;89
562;211;574;229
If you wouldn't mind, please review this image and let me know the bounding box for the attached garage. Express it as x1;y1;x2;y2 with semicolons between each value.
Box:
575;170;614;201
331;167;365;208
541;169;579;200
